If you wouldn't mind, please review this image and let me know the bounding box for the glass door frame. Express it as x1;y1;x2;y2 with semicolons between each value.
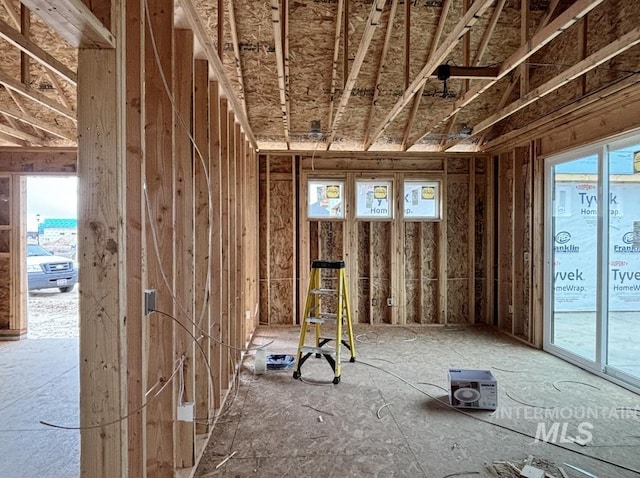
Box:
543;130;640;394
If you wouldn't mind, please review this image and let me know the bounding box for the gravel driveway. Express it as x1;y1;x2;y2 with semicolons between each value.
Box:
27;287;79;339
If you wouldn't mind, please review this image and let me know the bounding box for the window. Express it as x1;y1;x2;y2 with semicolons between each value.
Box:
307;180;345;219
403;180;440;220
355;180;393;219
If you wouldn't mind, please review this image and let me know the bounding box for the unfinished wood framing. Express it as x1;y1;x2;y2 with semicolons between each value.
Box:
4;0;640;477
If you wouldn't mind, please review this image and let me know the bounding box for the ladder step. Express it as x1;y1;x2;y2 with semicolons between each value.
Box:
306;316;337;325
311;288;337;295
301;346;335;356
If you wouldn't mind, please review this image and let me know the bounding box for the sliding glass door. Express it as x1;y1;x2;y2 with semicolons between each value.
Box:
606;140;640;384
545;132;640;391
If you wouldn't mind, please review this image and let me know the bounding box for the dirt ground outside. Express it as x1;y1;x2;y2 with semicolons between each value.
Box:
27;287;79;339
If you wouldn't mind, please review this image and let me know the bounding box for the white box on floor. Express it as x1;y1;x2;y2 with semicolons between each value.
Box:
448;369;497;410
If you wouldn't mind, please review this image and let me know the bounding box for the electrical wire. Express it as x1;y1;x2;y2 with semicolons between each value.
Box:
354;359;640;476
40;356;185;431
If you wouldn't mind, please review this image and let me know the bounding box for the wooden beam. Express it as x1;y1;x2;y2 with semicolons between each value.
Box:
482;74;640;152
0;104;75;140
144;0;175;473
209;82;222;411
20;4;31;85
270;0;290;146
520;0;529;97
401;0;452;150
0;122;43;144
404;0;410;91
227;0;247;118
0;69;76;121
124;0;145;475
178;0;257;149
367;0;494;149
21;0;115;48
193;59;211;434
470;27;640;137
0;131;26;146
77;34;126;478
327;0;386;146
0;147;76;172
363;0;399;148
173;28;195;469
5;89;46;139
327;0;345;139
410;0;605;149
219;97;230;391
0;18;77;85
473;0;507;66
343;0;349;87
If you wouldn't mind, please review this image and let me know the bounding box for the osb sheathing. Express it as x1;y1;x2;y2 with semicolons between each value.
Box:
370;221;390;324
0;1;77;146
446;178;470;324
209;0;554;149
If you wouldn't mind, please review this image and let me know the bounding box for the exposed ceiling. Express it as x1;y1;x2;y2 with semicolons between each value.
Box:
1;0;639;152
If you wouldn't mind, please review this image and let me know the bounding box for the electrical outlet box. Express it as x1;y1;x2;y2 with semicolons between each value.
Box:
508;304;513;314
524;251;530;262
387;297;393;307
144;289;157;315
177;402;195;422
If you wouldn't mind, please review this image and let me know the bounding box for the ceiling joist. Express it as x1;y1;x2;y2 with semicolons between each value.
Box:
409;0;605;150
366;0;495;150
363;0;399;148
20;0;115;48
327;0;387;147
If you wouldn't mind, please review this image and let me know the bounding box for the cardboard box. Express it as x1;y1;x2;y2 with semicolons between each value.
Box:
448;369;497;410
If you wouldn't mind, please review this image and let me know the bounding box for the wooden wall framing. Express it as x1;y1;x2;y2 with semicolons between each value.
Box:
0;1;260;476
258;155;490;327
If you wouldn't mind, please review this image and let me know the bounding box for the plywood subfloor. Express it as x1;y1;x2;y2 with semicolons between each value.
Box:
195;326;640;478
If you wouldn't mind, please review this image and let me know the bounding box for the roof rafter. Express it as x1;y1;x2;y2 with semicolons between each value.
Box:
363;0;399;148
409;0;605;150
451;0;558;151
401;0;451;150
270;0;290;146
367;0;494;150
468;26;640;140
326;0;387;148
0;17;77;85
227;0;248;118
327;0;345;138
0;104;75;140
0;68;76;121
5;89;46;139
0;122;43;144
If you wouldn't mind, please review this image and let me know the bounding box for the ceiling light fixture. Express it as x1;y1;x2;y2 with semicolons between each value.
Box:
308;120;323;140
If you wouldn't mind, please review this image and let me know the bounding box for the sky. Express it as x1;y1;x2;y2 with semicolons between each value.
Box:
26;177;78;231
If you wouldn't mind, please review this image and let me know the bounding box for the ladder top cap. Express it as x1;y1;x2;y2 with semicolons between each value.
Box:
312;260;345;269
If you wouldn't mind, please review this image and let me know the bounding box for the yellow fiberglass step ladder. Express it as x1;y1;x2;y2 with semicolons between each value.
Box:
293;260;356;384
